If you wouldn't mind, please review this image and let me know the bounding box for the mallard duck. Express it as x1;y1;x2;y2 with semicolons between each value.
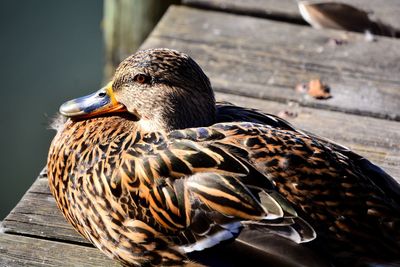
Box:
48;48;400;267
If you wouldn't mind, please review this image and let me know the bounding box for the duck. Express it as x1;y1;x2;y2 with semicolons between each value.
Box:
47;48;400;267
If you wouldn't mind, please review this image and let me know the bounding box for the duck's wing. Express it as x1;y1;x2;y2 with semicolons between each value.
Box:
308;133;400;205
188;229;329;267
206;121;400;264
164;125;332;266
216;102;400;205
129;133;316;248
114;128;316;244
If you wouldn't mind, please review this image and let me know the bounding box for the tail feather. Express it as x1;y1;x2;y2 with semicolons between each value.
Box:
235;228;330;267
187;229;330;267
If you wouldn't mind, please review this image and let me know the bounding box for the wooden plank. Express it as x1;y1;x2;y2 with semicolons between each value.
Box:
3;179;89;245
0;233;118;267
183;0;400;32
140;6;400;121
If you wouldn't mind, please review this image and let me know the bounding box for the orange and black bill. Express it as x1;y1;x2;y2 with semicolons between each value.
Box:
59;83;126;118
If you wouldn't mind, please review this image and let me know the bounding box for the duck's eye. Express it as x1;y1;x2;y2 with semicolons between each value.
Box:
134;74;150;84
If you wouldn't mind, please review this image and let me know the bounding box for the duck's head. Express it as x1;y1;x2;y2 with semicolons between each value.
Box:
60;48;216;131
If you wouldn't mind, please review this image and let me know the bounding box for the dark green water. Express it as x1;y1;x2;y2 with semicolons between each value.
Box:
0;0;104;219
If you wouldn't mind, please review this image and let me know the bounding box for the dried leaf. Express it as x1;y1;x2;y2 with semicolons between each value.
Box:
308;79;331;99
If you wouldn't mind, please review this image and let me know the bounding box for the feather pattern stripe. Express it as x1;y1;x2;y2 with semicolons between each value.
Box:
48;48;400;267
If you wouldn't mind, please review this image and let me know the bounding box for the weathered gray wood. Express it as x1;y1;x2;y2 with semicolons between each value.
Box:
0;233;118;267
3;179;89;245
103;0;180;80
184;0;400;32
140;6;400;121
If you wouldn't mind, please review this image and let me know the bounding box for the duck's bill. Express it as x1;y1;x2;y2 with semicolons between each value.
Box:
59;83;127;118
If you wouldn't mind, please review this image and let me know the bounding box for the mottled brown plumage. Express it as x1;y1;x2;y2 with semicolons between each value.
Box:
48;48;400;267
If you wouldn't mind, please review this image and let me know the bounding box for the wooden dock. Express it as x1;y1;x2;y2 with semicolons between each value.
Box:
1;1;400;266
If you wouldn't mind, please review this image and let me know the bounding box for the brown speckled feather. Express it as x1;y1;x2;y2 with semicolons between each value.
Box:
216;104;400;264
48;115;400;266
48;116;317;266
48;48;400;267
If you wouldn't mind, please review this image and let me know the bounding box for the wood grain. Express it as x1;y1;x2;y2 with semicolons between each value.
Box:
184;0;400;32
0;233;118;267
3;178;89;245
140;6;400;121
